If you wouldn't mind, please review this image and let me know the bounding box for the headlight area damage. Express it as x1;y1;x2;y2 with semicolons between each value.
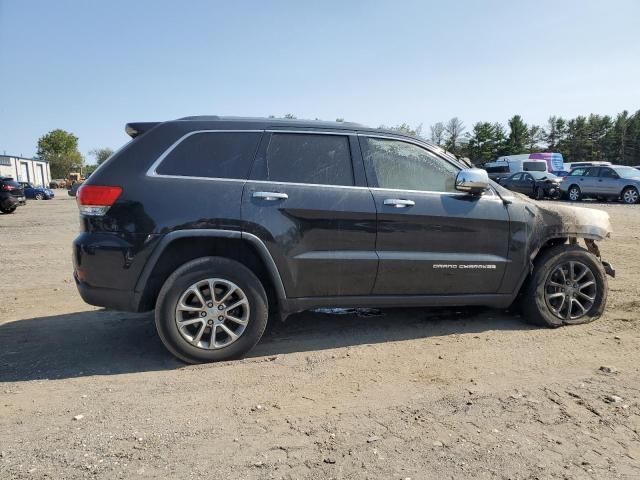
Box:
532;202;615;277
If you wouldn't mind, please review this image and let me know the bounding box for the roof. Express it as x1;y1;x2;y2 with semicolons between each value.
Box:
173;115;429;141
0;154;48;163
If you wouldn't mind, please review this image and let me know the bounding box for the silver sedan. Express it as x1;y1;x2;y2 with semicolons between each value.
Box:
560;165;640;204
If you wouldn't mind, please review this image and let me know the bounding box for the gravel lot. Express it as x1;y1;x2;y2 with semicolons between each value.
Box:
1;195;639;479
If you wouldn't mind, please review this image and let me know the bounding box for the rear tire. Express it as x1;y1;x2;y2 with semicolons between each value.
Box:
567;185;581;202
522;245;607;328
621;186;639;204
155;256;268;363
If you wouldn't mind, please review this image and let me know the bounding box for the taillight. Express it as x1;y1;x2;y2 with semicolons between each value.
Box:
76;185;122;216
1;184;15;191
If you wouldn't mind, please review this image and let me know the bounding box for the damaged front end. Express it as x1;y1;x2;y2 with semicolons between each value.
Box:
530;201;615;278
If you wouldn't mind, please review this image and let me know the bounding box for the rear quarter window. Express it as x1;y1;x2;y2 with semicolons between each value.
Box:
156;131;262;179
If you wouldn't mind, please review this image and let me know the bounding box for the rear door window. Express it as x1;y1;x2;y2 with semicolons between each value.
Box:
156;131;262;179
599;168;617;178
265;133;354;186
584;167;600;177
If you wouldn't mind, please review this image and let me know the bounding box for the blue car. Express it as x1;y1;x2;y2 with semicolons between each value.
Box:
19;182;55;200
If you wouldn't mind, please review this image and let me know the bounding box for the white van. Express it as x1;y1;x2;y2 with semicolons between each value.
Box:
482;156;549;182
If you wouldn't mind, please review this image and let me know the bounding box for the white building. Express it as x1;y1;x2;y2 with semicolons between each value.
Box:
0;155;51;187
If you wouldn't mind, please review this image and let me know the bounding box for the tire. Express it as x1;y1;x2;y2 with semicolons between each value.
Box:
0;205;17;214
155;256;269;363
621;186;639;204
35;193;44;200
535;187;544;200
522;245;607;328
567;185;581;202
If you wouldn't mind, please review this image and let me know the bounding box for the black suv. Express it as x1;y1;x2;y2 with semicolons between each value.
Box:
1;177;25;213
73;117;615;363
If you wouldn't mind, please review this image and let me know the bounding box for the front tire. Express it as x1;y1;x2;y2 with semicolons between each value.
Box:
35;193;44;200
155;256;268;363
621;186;639;204
522;245;607;327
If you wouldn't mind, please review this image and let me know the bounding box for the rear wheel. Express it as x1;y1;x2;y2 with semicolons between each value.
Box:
155;256;268;363
523;245;607;327
621;186;639;204
568;185;581;202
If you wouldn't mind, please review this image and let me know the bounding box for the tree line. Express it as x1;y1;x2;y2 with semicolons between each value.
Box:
388;110;640;166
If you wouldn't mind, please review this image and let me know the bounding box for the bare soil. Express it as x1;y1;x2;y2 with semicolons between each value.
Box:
1;195;639;479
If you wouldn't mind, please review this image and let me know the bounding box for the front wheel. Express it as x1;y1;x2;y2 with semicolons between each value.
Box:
534;187;544;200
35;193;44;200
155;256;269;363
621;186;639;204
522;245;607;327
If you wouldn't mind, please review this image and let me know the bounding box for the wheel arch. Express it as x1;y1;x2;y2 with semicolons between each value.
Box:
134;229;287;313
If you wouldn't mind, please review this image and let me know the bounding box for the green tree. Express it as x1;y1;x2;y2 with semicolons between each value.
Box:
544;116;566;151
466;122;496;164
378;123;423;137
505;115;529;154
527;125;544;151
36;129;84;178
90;147;114;165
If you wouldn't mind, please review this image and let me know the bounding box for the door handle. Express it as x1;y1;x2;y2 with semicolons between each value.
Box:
383;198;415;208
252;191;288;201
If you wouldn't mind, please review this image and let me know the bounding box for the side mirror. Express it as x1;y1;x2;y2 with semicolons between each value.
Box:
455;168;490;195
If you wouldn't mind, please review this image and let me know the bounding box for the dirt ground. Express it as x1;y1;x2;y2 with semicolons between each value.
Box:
1;195;639;479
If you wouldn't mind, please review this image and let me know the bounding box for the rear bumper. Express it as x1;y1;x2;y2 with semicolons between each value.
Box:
74;272;138;311
72;231;160;312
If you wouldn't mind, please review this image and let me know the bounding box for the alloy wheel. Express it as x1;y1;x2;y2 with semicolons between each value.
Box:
544;261;596;321
623;188;639;204
175;278;250;349
569;188;580;201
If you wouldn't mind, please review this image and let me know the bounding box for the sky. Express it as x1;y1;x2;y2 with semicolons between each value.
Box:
1;0;639;162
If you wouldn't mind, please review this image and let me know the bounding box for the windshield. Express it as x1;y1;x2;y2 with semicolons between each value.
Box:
614;166;640;179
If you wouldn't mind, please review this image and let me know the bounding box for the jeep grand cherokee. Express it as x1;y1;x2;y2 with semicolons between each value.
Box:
73;116;614;363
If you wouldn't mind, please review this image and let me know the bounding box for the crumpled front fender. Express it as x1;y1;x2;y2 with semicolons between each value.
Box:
533;202;612;242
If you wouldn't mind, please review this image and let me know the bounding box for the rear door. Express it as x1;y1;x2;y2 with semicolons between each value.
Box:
241;130;378;298
360;135;510;295
581;167;601;194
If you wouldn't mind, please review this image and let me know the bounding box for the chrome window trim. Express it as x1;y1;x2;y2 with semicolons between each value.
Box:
146;129;264;178
146;129;489;197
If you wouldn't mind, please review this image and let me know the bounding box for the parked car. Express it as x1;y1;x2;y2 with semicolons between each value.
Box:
73;116;615;363
500;171;561;199
19;182;55;200
50;179;67;189
0;177;26;213
68;182;83;197
560;165;640;204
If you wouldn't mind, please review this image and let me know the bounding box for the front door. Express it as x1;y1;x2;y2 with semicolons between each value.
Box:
359;135;510;295
241;131;378;298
